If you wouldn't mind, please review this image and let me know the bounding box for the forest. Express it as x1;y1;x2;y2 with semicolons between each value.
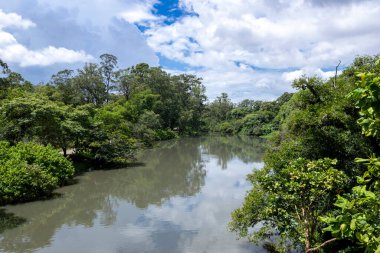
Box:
1;53;380;252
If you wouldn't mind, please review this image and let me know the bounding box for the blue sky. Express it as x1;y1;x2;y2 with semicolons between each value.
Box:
0;0;379;101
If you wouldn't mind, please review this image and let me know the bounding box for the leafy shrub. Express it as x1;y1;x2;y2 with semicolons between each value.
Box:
0;141;75;205
0;161;58;204
154;129;178;140
7;142;75;185
217;121;235;135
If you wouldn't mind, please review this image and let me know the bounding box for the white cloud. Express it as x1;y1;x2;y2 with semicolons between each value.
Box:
0;9;94;67
282;67;341;83
0;44;93;67
118;2;159;24
36;0;159;27
143;0;380;100
0;31;17;45
0;9;35;29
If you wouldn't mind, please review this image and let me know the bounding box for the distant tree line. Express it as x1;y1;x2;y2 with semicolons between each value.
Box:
203;92;293;136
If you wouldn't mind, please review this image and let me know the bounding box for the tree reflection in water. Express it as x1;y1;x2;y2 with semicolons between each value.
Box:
0;209;26;234
201;135;265;169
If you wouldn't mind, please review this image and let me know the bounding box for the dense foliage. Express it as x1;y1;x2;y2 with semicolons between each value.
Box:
0;56;208;155
230;54;380;253
321;58;380;252
0;141;74;205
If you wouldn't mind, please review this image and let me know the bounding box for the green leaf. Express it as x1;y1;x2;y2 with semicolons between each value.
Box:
350;219;356;230
335;195;352;210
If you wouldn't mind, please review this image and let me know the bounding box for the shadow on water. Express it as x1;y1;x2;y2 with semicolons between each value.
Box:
72;159;147;174
0;209;26;234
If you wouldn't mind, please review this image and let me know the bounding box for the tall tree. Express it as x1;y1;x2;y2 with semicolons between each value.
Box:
50;69;81;105
74;63;106;105
100;53;118;103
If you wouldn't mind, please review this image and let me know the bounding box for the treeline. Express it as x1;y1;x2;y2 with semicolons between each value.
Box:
0;55;210;155
229;55;380;252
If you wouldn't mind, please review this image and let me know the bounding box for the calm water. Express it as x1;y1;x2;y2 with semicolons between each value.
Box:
0;136;266;253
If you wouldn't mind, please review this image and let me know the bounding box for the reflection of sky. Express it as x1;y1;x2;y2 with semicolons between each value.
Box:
1;138;266;253
141;157;265;253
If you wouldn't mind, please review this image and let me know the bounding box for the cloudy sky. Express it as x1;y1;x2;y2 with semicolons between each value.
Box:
0;0;379;101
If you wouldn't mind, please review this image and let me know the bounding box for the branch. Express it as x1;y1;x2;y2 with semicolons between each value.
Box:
306;238;337;253
333;60;341;88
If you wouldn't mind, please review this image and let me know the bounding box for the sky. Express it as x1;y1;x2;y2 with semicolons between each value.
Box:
0;0;379;101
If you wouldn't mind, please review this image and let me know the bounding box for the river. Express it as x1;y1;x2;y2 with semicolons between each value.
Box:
0;136;266;253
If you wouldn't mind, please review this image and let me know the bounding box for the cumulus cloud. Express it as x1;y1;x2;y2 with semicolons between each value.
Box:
0;9;35;29
119;2;160;24
0;44;93;67
282;67;340;83
0;9;93;67
0;31;17;45
142;0;380;100
0;0;159;83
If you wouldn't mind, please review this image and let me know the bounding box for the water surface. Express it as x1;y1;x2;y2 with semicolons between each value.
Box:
0;136;266;253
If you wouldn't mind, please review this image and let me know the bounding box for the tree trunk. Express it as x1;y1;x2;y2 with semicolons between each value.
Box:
305;227;311;252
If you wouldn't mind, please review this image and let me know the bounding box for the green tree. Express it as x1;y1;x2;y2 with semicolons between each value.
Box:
173;74;206;133
73;63;106;105
50;69;81;105
115;68;138;100
205;92;233;130
266;71;371;177
230;158;347;252
0;59;32;100
292;75;324;103
100;53;118;103
80;101;136;163
0;94;94;156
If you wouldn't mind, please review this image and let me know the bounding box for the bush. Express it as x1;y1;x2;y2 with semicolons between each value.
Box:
0;141;75;205
7;142;75;185
154;129;178;140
